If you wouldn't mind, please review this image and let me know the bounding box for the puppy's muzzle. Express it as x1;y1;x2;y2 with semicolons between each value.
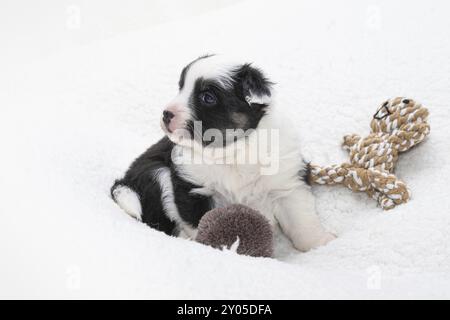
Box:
162;110;175;132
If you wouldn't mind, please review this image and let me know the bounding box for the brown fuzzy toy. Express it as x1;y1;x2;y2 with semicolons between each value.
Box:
196;204;273;258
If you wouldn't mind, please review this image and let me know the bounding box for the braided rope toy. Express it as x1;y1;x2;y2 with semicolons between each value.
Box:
309;97;430;210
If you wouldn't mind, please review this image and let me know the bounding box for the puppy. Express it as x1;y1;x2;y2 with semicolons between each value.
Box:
111;55;336;251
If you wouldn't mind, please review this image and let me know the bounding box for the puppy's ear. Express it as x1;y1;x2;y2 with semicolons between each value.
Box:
234;64;273;106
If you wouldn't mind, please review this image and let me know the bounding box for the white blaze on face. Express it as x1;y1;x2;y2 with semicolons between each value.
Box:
161;55;238;143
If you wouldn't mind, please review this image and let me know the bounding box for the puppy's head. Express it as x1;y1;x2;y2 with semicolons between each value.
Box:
161;55;273;147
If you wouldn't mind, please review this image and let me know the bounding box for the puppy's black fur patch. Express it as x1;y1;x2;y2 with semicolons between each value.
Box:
111;137;213;236
185;64;272;146
299;162;312;186
179;54;215;90
233;63;273;105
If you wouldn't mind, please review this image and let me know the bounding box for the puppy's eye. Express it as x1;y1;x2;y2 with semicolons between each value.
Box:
199;91;217;105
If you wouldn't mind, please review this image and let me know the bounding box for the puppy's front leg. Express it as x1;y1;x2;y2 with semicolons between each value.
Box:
275;187;336;252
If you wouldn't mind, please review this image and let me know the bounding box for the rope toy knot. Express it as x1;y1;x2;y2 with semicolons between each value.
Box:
310;97;430;210
342;134;361;150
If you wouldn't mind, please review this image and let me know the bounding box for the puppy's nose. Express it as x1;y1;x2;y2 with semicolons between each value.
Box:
162;110;175;125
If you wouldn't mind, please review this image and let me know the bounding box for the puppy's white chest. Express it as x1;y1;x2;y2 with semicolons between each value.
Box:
180;162;281;224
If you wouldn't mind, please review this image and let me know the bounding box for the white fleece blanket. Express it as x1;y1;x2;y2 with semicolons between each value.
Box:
1;0;450;299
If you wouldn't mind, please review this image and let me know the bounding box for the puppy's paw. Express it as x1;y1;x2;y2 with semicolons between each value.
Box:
316;232;337;247
112;185;142;221
294;232;337;252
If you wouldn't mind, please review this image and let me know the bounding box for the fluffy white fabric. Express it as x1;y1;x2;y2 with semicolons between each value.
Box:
1;0;449;299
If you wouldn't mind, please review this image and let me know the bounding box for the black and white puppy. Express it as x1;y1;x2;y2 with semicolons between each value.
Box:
111;55;336;251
